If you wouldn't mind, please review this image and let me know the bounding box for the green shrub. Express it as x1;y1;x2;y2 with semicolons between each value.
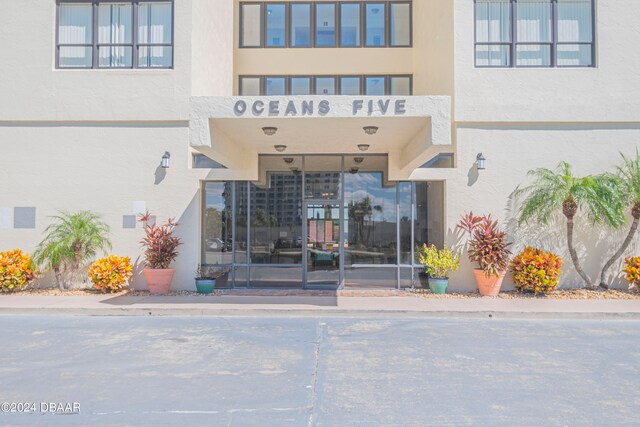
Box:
417;244;460;279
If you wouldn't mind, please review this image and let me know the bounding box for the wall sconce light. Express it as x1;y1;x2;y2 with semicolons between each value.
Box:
283;157;294;164
290;167;301;175
274;145;287;152
476;153;486;171
161;151;171;168
262;127;278;136
349;167;359;174
363;126;379;136
357;144;370;152
354;157;364;164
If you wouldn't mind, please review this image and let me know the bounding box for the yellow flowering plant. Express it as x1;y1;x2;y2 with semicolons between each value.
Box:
0;249;39;293
417;244;460;279
88;255;133;293
509;247;563;294
624;257;640;290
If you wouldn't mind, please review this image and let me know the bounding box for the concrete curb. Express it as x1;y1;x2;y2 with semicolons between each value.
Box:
2;307;640;320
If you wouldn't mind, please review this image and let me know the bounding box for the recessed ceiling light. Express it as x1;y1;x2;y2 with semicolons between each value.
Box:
363;126;379;136
263;127;278;136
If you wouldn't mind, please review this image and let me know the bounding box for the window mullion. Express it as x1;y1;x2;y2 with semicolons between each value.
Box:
511;0;516;68
133;1;138;68
552;0;557;67
93;1;99;68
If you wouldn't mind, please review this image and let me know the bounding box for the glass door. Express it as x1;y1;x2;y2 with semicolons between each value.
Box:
305;203;341;287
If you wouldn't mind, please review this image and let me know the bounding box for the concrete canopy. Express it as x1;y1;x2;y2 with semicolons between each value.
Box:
190;96;452;181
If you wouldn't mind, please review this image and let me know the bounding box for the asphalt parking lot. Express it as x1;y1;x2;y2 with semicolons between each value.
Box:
0;316;639;426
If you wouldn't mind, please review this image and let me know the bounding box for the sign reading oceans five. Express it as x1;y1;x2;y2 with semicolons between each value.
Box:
233;98;408;117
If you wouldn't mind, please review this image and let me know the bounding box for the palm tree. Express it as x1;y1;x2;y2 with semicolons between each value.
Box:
600;151;640;288
33;211;111;289
348;197;373;246
516;161;625;288
33;238;69;291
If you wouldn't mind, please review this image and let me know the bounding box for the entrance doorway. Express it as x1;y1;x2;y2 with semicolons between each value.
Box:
201;154;446;289
305;203;342;288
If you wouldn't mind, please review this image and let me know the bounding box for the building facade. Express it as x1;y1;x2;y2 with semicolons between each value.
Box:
1;0;639;290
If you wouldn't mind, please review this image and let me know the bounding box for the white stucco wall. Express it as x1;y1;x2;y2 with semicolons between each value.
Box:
454;0;640;123
0;124;210;289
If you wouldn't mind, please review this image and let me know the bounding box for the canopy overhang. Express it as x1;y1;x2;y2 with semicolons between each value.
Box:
190;96;452;181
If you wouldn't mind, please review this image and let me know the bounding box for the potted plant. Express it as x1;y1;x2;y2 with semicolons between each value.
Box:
139;212;181;295
194;265;229;294
457;212;512;296
417;244;460;294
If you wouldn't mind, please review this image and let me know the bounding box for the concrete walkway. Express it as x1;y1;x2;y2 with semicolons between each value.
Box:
0;294;639;319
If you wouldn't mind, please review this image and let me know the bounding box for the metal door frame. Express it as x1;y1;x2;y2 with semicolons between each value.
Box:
302;155;345;289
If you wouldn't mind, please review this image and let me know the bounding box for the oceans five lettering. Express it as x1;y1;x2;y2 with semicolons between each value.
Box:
233;99;407;117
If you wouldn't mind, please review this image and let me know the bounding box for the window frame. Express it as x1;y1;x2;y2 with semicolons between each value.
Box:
314;2;338;48
238;75;413;96
289;75;314;95
264;75;288;95
364;2;387;47
240;2;263;48
389;74;413;95
339;2;362;48
314;75;339;95
239;1;412;49
56;0;174;70
289;2;313;48
473;0;596;68
264;2;288;48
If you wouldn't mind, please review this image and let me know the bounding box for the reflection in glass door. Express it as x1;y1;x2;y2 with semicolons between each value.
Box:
306;203;341;287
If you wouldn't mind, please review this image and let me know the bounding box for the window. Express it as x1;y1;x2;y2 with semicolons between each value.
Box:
239;76;262;95
474;0;594;68
193;155;227;169
58;3;93;68
240;1;412;48
365;76;385;95
265;76;286;95
390;75;411;95
290;3;311;47
265;3;286;47
238;75;413;96
340;76;361;95
365;3;386;46
241;3;262;47
98;3;133;68
316;3;337;47
315;77;337;95
57;1;173;69
290;77;312;95
340;3;361;47
557;0;593;66
390;2;411;46
138;2;173;68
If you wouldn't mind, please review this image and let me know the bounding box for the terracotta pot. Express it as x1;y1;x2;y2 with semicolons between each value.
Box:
144;269;176;295
473;269;506;297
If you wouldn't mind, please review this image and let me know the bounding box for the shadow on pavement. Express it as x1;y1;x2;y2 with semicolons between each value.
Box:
101;292;339;307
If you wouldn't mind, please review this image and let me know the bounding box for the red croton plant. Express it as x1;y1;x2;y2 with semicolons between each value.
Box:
139;211;182;270
457;212;512;277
